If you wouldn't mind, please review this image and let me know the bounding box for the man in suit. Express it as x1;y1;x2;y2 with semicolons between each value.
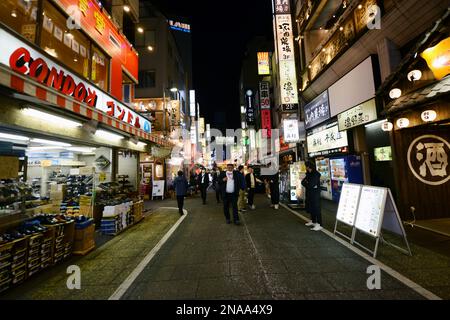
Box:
197;168;210;205
173;171;188;215
219;163;241;225
245;167;262;210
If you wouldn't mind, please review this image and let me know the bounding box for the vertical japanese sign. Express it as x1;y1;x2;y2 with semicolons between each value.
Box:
283;119;300;142
189;90;196;117
273;1;298;107
246;91;255;125
259;81;272;138
261;110;272;138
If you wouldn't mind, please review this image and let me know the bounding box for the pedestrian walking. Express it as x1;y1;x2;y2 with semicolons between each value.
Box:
197;168;210;205
219;163;241;225
245;167;261;210
173;170;188;215
237;165;247;212
212;167;222;203
269;171;280;210
301;161;323;231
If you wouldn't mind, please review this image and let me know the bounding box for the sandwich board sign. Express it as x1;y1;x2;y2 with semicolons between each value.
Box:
152;180;165;200
334;183;412;258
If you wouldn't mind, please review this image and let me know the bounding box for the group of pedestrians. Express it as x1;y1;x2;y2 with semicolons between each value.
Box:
172;161;323;231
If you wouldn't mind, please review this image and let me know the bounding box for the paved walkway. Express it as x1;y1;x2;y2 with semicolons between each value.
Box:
122;194;426;300
2;193;446;300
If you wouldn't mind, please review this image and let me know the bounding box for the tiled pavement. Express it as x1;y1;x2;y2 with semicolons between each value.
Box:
2;193;448;300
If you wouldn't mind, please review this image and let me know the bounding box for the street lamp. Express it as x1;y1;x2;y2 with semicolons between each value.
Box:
163;87;178;133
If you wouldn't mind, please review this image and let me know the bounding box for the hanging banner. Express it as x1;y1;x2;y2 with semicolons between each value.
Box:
275;14;299;106
257;52;271;75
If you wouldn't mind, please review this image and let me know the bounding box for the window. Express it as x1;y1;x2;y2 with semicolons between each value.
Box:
137;70;156;88
91;45;109;91
0;0;38;43
135;29;155;49
39;0;91;79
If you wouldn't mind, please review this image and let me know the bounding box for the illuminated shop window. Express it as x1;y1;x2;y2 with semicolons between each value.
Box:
39;0;90;79
91;45;109;91
0;0;38;43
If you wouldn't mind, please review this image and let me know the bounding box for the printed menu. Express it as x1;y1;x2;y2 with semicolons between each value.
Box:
336;183;362;226
354;186;387;237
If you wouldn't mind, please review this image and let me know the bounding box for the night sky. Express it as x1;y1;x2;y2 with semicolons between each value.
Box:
147;0;274;130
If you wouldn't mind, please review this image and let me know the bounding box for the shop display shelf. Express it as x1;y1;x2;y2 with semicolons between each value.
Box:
0;260;12;269
0;279;11;293
11;265;26;276
0;252;11;262
0;270;10;283
12;272;26;284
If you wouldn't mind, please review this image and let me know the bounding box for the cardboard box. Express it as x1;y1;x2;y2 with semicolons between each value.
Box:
73;224;95;253
50;191;65;201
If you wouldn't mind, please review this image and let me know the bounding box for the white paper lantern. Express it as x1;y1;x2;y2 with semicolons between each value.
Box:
389;88;402;99
421;110;437;122
407;70;422;81
381;121;393;131
396;118;410;128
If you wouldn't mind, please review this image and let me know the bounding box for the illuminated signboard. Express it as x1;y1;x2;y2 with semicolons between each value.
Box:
421;37;450;80
307;122;348;156
189;90;196;117
169;20;191;33
283;119;299;142
337;98;377;131
1;29;150;133
257;52;271;75
275;14;298;106
374;146;392;162
259;81;270;110
304;91;330;130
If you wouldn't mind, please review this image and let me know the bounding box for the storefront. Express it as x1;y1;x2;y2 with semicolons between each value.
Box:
378;18;450;222
0;0;169;293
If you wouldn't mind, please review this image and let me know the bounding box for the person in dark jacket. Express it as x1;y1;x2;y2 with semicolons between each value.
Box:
269;171;280;210
212;167;222;203
219;163;241;225
245;167;261;210
237;165;247;212
301;161;322;231
173;171;188;215
197;168;210;204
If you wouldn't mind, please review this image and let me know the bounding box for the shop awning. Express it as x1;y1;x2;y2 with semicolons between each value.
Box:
0;64;171;148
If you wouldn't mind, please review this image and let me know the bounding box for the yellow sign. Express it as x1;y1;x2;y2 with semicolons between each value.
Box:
99;172;106;182
94;11;106;34
421;37;450;80
41;160;52;167
79;0;88;16
257;52;270;75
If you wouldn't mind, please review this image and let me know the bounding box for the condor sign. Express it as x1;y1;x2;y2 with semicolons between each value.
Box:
0;29;150;133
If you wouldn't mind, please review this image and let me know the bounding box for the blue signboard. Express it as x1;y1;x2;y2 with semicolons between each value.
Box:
304;90;330;130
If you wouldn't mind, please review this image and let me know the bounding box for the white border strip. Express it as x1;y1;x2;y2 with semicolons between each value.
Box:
109;208;188;300
280;203;442;300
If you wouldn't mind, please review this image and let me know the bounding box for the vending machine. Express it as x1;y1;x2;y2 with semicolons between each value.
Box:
330;155;363;202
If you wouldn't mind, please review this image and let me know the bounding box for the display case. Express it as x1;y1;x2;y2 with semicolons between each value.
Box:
315;158;332;200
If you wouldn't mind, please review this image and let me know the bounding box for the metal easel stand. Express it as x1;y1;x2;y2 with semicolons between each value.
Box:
352;230;412;258
333;220;356;243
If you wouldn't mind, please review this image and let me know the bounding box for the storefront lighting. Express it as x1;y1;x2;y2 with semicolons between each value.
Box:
358;4;363;9
0;132;29;141
137;142;147;147
95;129;123;141
11;10;17;18
73;58;78;62
123;5;130;12
381;121;394;132
67;147;96;153
240;106;246;114
407;70;422;81
147;46;154;51
137;27;144;33
28;146;64;151
339;26;344;31
396;118;410;128
170;87;178;92
421;110;437;122
23;108;82;127
31;138;71;147
365;119;387;128
389;88;402;99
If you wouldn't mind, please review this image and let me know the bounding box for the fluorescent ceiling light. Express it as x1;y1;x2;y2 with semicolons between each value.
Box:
365;119;387;128
31;138;72;147
137;142;147;147
0;132;30;141
67;147;96;153
27;146;65;151
23;108;82;128
95;129;124;140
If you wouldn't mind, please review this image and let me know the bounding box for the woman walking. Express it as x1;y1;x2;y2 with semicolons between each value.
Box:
173;170;189;215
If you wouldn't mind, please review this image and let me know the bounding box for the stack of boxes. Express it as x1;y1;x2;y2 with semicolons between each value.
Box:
40;229;53;269
0;242;13;293
73;219;95;255
50;184;66;211
27;234;42;277
100;201;134;235
132;201;144;223
79;196;92;217
10;239;27;286
53;225;65;264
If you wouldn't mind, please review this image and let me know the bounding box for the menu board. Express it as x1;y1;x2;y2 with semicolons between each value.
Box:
354;186;387;237
336;183;362;226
